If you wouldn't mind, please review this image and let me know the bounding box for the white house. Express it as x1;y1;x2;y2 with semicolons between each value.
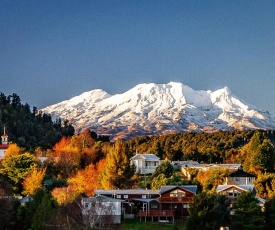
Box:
82;195;124;225
216;184;255;203
130;153;160;174
0;128;9;158
224;169;255;185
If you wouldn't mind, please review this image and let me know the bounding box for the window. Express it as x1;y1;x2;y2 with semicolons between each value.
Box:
116;195;121;199
142;195;147;198
183;204;189;208
170;189;186;197
124;195;128;199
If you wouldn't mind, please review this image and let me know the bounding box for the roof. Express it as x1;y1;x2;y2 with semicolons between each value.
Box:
0;144;8;149
131;198;158;203
216;185;255;193
83;195;124;203
131;153;160;161
95;189;159;196
159;185;198;195
229;169;255;178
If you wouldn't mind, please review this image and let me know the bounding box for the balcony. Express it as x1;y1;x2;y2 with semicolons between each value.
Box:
138;210;174;217
158;197;193;203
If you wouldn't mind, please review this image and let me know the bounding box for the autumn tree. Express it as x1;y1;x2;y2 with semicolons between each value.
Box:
52;137;80;178
100;139;138;189
68;159;106;198
4;143;21;158
253;173;275;199
23;168;46;196
0;153;37;193
196;168;229;192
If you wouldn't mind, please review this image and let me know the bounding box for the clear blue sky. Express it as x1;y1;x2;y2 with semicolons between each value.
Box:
1;0;275;113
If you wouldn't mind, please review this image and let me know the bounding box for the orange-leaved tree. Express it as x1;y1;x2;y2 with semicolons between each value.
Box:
52;137;80;178
67;159;106;197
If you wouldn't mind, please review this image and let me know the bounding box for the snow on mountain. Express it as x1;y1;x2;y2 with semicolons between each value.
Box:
41;82;275;140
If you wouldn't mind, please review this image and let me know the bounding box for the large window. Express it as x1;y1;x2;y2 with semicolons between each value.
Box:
170;189;186;197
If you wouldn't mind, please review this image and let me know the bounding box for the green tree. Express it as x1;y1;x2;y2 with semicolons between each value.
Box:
265;197;275;230
151;158;174;179
186;192;230;230
0;153;37;194
151;174;168;189
100;139;138;189
231;191;265;230
242;131;275;175
19;189;58;230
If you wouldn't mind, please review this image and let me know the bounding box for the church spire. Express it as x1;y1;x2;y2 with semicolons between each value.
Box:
1;127;8;145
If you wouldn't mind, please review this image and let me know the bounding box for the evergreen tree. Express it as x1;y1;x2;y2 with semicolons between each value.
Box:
100;139;138;189
186;192;230;230
265;197;275;229
151;158;174;178
231;191;265;230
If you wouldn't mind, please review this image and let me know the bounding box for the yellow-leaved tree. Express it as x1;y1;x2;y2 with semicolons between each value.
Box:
4;143;21;158
23;168;46;196
99;139;139;189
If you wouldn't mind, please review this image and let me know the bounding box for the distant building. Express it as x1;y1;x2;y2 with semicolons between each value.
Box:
224;169;255;185
216;184;255;203
82;195;124;224
130;153;160;174
0;128;9;158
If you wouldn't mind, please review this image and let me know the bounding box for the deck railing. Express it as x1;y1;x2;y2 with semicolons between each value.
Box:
138;210;174;217
158;197;193;203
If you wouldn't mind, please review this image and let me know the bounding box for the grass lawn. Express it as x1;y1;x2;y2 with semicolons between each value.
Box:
119;218;185;230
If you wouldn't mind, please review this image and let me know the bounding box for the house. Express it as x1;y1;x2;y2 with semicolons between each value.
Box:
130;153;160;174
95;185;198;222
180;163;242;180
95;189;159;200
224;169;255;185
216;184;255;203
157;185;197;219
82;195;124;224
0;128;9;158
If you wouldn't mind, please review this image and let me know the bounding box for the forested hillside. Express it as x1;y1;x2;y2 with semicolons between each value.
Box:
0;92;74;150
126;130;275;163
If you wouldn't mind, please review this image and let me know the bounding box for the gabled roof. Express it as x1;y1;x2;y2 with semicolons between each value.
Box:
159;185;198;195
228;169;255;178
216;184;255;193
131;153;160;161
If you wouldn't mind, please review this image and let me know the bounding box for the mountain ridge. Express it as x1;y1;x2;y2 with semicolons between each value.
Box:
42;82;275;140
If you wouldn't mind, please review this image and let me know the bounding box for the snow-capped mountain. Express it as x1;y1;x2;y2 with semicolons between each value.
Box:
42;82;275;140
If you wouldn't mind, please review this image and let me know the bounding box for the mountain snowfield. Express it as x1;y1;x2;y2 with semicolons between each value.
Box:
42;82;275;140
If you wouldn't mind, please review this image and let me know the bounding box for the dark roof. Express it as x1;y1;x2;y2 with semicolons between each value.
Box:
159;185;197;195
229;169;255;178
95;189;159;196
83;195;124;203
